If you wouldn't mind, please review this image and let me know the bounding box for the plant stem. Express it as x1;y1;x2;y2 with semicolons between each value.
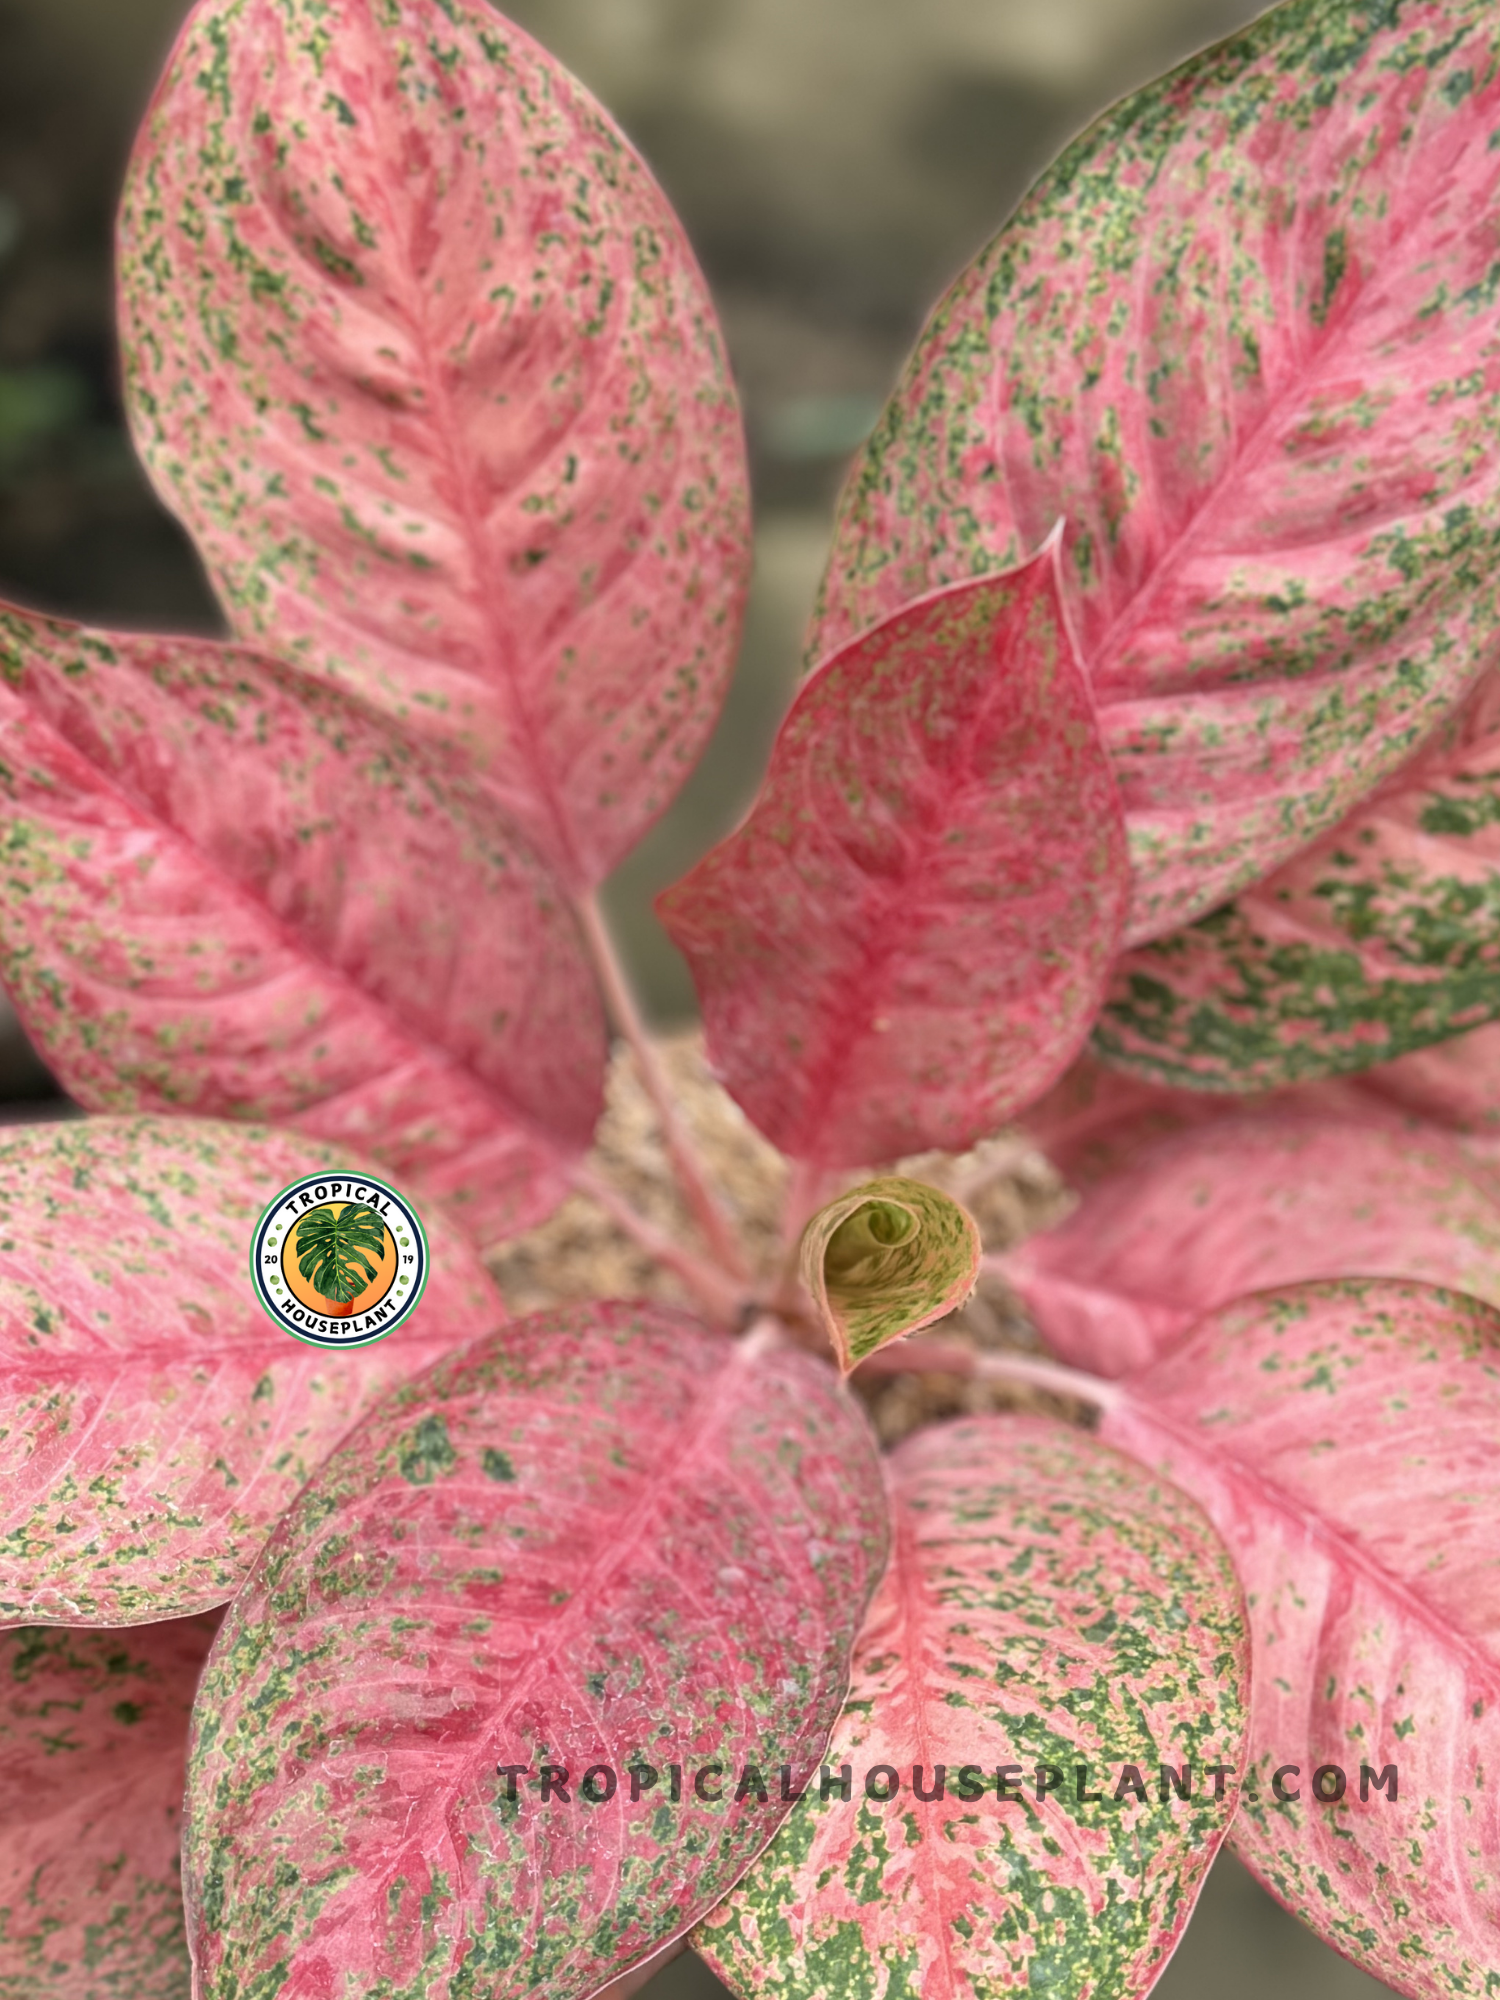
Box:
739;1313;790;1359
575;893;749;1280
855;1337;1122;1413
769;1156;829;1317
570;1163;746;1327
781;1157;829;1243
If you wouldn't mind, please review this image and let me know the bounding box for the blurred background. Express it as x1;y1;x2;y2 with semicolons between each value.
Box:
0;0;1396;1991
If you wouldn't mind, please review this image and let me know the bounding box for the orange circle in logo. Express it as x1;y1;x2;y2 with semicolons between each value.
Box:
280;1201;399;1319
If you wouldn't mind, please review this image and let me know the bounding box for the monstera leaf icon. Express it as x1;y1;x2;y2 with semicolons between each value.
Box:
294;1203;388;1312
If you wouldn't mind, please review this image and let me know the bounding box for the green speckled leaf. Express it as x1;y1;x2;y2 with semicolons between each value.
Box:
0;1116;503;1626
0;1615;217;2000
693;1414;1249;2000
1097;673;1500;1090
118;0;750;888
1106;1279;1500;2000
1006;1110;1500;1375
0;600;606;1245
183;1303;889;2000
800;1177;980;1373
813;0;1500;944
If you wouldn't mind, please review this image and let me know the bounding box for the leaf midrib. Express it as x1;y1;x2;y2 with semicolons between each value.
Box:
5;668;563;1160
1113;1386;1500;1701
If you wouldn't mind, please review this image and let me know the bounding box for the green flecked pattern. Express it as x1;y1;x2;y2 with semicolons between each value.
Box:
0;1617;218;1999
116;0;750;889
1006;1110;1500;1378
1095;674;1500;1090
183;1304;889;2000
0;1116;501;1626
800;1177;981;1372
1106;1279;1500;1999
694;1415;1249;2000
0;598;606;1244
811;0;1500;945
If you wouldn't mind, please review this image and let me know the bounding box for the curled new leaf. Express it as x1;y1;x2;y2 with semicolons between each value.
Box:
801;1176;980;1373
1105;1280;1500;2000
184;1303;888;2000
814;0;1500;943
0;1117;504;1626
694;1415;1249;2000
119;0;751;887
1006;1112;1500;1376
1097;672;1500;1089
0;1616;218;2000
660;552;1130;1166
0;602;607;1244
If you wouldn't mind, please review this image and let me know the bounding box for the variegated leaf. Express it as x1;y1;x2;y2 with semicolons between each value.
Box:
813;0;1500;945
1006;1111;1500;1375
0;603;606;1244
0;1116;504;1626
0;1616;217;2000
1097;671;1500;1088
1018;1051;1245;1186
800;1177;980;1373
1105;1279;1500;2000
184;1304;888;2000
119;0;750;887
659;554;1129;1166
1358;1017;1500;1133
694;1414;1249;2000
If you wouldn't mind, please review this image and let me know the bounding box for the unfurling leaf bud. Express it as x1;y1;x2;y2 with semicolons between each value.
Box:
800;1176;981;1374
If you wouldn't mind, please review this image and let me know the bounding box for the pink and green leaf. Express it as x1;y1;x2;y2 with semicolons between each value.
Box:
0;602;606;1244
659;552;1129;1166
1356;1017;1500;1135
1096;671;1500;1089
0;1116;504;1626
694;1414;1249;2000
118;0;751;888
1105;1279;1500;2000
0;1615;218;2000
1007;1111;1500;1375
800;1177;980;1373
813;0;1500;944
183;1304;889;2000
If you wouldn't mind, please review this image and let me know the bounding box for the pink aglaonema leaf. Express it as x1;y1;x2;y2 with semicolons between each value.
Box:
1097;671;1500;1088
812;0;1500;946
0;602;607;1244
1355;1017;1500;1135
183;1304;888;2000
0;1615;218;1999
1018;1051;1248;1187
658;552;1129;1166
1006;1111;1500;1376
694;1413;1249;2000
1104;1279;1500;2000
0;1116;505;1627
118;0;751;888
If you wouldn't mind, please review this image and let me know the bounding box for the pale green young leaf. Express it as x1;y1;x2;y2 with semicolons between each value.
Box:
800;1176;980;1373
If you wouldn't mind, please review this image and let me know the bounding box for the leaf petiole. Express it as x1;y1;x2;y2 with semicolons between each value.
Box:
855;1337;1122;1412
575;892;751;1281
570;1163;748;1327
